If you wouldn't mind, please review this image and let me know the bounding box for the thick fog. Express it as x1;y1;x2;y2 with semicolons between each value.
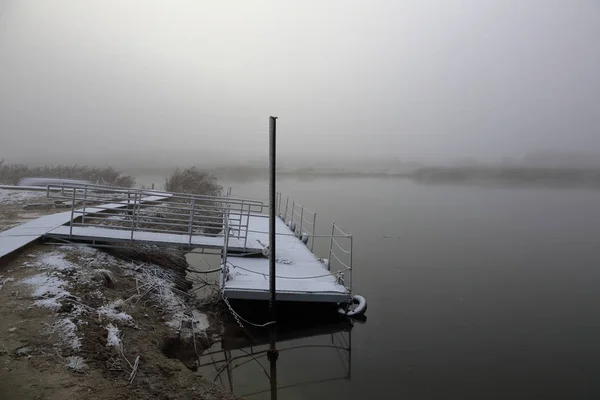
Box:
1;0;599;168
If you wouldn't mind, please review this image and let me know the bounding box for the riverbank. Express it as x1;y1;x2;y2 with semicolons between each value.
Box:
0;189;239;400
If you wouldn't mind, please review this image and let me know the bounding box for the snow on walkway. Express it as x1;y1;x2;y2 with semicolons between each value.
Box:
0;192;170;262
224;215;350;302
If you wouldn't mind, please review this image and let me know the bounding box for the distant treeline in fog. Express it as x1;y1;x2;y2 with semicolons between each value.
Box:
210;164;600;188
0;160;136;187
5;158;600;190
412;166;600;187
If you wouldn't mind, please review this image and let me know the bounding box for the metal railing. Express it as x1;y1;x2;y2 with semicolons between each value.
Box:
327;223;353;292
47;183;265;250
278;193;353;294
279;195;317;251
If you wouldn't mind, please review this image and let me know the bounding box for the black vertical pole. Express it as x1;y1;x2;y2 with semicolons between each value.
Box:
268;116;279;400
268;116;278;326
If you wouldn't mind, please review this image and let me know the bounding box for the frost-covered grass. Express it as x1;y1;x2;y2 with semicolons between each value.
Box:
132;264;189;329
17;243;211;362
105;324;122;348
0;276;15;291
34;297;64;312
0;189;44;205
97;299;135;325
50;318;82;351
20;247;117;313
66;356;87;373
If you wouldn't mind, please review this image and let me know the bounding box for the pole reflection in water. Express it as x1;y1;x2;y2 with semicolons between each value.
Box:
270;351;277;400
198;316;355;399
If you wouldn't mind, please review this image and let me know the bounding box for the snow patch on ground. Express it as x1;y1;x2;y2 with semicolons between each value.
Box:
22;274;70;299
34;297;63;311
21;249;79;272
192;310;209;331
105;324;122;348
97;300;134;325
0;189;44;204
38;251;78;271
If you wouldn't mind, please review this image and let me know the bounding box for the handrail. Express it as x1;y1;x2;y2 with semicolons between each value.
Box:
46;183;264;207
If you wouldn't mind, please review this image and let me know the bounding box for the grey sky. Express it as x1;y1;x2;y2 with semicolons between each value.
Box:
1;0;599;166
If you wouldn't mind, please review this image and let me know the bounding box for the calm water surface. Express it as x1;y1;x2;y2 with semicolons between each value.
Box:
194;177;600;399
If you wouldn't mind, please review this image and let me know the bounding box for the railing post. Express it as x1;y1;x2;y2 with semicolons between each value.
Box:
277;192;282;216
327;222;335;271
244;202;251;249
81;186;88;225
222;203;230;276
284;196;289;223
291;200;295;226
240;200;245;238
131;192;137;240
69;187;76;237
349;234;353;291
188;198;196;245
299;205;304;236
311;212;317;251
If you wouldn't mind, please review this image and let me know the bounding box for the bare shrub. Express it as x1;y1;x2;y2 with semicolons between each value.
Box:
160;167;224;235
164;167;221;196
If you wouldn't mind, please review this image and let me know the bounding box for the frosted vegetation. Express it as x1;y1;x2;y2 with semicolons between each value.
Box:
163;167;222;196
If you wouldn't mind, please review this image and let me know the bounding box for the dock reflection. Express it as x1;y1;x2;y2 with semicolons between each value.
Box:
199;316;356;399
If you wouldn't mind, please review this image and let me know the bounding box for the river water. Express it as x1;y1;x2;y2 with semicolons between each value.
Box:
190;177;600;399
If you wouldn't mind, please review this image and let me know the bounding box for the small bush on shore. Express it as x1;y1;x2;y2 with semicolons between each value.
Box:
164;167;221;196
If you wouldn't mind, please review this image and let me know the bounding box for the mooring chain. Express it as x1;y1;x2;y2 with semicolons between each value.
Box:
221;291;245;328
220;290;275;329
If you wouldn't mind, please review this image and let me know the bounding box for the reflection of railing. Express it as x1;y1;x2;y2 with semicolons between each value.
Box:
199;323;353;398
46;183;265;250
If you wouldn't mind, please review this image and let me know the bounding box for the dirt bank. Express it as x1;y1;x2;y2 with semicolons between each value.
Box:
0;243;239;400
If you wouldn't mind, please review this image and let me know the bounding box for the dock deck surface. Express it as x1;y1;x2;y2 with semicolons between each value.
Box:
223;216;350;303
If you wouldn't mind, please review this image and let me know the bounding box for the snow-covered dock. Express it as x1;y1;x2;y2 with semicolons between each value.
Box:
223;216;351;303
2;184;356;307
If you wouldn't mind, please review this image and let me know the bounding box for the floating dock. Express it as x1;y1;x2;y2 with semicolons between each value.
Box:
224;215;350;302
1;184;355;306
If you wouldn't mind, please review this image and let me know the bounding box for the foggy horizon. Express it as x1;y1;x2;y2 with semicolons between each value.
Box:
1;1;599;167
